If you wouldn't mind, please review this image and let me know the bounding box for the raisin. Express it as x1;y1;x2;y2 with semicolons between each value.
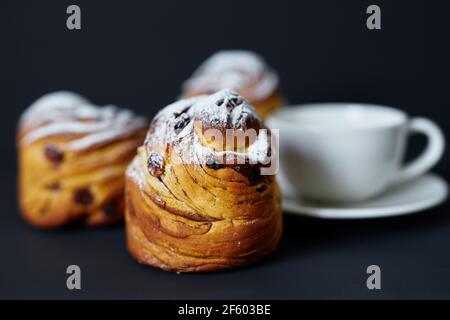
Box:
46;182;61;190
206;158;223;169
148;152;165;177
233;166;261;185
174;112;190;132
74;188;93;206
227;96;243;108
256;185;267;193
44;143;64;164
103;202;117;216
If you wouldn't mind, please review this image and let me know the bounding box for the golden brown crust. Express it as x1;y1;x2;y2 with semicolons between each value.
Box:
125;90;282;272
17;92;146;228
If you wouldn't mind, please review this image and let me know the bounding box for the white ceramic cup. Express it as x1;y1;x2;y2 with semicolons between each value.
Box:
267;103;445;203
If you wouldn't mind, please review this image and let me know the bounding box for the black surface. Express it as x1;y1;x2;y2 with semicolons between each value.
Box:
1;0;449;299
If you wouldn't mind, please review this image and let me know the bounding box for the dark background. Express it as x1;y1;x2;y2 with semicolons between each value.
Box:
1;0;449;299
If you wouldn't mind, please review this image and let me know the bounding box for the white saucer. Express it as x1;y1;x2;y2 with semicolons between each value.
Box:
279;172;448;219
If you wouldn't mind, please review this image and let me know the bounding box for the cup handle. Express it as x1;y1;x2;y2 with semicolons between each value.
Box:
394;117;445;184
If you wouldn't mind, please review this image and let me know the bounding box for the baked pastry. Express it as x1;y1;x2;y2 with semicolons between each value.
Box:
182;50;284;118
125;89;282;272
17;91;146;228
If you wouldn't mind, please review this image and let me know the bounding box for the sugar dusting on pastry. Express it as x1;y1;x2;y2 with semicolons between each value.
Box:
18;91;147;228
183;50;279;102
124;91;282;272
143;89;272;169
19;91;146;151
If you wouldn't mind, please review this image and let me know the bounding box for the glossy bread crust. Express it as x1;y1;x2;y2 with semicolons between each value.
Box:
125;90;282;272
17;92;146;228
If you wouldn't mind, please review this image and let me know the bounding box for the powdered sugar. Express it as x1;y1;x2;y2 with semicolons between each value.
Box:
145;89;271;166
183;50;279;101
194;90;262;129
20;91;146;151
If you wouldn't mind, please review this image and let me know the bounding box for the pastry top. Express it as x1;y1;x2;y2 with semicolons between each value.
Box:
142;89;272;176
18;91;146;152
182;50;280;102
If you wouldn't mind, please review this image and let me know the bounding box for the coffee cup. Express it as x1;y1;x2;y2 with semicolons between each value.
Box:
267;103;445;203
